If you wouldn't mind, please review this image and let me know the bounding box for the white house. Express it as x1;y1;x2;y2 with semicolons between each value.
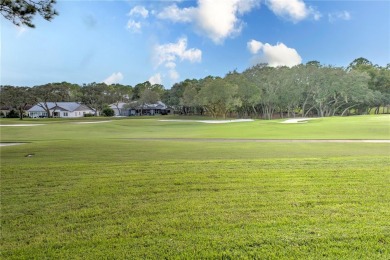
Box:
28;102;94;118
109;101;173;116
109;102;128;116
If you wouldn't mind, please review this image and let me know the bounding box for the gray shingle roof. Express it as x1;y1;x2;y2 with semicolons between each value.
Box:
110;101;168;110
28;102;91;112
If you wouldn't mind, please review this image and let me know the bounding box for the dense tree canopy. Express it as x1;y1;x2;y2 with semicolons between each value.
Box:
31;83;70;117
0;86;34;120
0;0;58;28
1;58;389;119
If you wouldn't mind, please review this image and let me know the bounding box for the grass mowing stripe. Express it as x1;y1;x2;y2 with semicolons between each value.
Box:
1;115;389;259
1;157;389;259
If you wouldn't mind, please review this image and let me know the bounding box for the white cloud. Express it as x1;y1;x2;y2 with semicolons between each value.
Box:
165;62;177;69
129;6;149;18
154;37;202;67
249;41;302;67
247;39;263;54
236;0;261;14
127;6;149;33
157;4;195;22
126;20;142;32
328;11;351;23
104;72;124;85
152;37;202;84
265;0;321;22
148;73;162;85
157;0;261;44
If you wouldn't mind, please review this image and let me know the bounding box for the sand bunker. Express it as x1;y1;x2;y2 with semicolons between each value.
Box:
0;143;26;147
159;119;254;124
0;124;45;127
73;121;112;124
281;118;318;124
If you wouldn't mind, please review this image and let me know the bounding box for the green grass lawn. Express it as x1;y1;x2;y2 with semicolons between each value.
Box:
1;115;390;259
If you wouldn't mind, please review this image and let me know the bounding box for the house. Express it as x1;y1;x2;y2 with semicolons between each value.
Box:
1;105;33;118
109;102;129;116
28;102;94;118
109;101;173;116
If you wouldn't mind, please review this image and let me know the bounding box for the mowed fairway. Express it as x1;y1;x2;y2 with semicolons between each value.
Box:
1;115;390;259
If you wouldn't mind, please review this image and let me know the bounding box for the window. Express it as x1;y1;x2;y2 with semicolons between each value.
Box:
63;112;68;117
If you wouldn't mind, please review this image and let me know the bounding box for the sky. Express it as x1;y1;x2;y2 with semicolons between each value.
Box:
1;0;389;88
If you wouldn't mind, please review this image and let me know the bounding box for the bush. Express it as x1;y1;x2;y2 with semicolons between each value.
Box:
84;113;94;117
102;107;115;117
6;110;19;118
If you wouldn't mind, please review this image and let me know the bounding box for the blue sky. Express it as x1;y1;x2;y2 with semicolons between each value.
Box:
1;0;389;88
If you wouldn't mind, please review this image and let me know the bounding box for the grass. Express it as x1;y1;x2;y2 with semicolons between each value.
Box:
1;115;390;259
1;114;389;141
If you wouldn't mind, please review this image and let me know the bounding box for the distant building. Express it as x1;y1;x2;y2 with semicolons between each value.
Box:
28;102;94;118
109;102;129;116
1;105;33;117
109;101;173;116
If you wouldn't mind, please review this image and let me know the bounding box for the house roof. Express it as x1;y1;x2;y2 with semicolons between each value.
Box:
110;101;168;110
28;102;92;112
109;102;128;109
141;101;167;109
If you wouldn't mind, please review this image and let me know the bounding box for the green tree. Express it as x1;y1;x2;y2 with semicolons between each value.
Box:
163;82;185;109
347;57;373;71
306;60;321;67
165;79;200;114
107;84;133;115
81;83;112;116
102;107;115;117
180;84;199;115
245;65;283;120
31;83;70;118
151;84;165;98
132;81;152;100
138;88;160;115
0;0;58;28
279;65;306;118
0;86;34;120
338;70;373;116
226;70;261;118
197;76;240;118
347;58;390;113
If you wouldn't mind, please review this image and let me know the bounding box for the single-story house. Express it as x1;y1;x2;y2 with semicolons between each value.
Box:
28;102;94;118
109;102;129;116
109;101;173;116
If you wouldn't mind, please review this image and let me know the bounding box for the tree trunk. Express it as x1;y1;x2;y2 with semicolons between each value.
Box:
341;104;358;116
19;108;24;120
304;106;315;117
375;106;380;114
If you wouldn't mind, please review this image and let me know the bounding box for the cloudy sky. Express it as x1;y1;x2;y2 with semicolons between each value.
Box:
1;0;389;87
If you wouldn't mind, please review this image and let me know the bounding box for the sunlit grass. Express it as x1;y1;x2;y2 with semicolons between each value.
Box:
1;115;389;259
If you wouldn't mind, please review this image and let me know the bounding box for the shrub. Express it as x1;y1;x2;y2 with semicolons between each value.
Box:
6;110;19;118
102;107;115;117
84;113;94;117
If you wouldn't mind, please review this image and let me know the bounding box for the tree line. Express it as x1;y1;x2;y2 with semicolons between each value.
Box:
1;58;389;120
166;58;389;119
0;81;164;119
